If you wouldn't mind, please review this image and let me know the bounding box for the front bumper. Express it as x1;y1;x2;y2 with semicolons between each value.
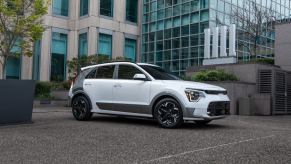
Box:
184;115;227;121
183;94;230;120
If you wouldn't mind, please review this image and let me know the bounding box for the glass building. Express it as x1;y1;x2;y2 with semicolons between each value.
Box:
141;0;291;75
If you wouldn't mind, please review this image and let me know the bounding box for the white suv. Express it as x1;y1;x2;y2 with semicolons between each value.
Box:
69;62;230;128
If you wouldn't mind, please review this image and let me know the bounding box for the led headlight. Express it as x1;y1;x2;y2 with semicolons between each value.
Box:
185;89;205;102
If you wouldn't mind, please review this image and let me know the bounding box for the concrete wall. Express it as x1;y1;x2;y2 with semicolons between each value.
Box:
205;82;256;115
275;23;291;72
187;63;282;94
186;63;285;115
21;0;142;81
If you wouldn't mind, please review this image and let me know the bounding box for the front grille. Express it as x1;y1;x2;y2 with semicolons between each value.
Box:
204;90;227;95
207;101;230;116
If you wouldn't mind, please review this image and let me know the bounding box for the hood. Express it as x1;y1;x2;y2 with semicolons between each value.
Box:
162;80;226;91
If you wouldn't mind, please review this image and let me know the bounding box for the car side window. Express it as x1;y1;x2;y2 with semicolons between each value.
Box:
95;65;115;79
118;65;143;80
86;69;97;79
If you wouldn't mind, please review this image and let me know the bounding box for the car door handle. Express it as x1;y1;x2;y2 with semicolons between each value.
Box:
84;83;92;86
114;84;122;88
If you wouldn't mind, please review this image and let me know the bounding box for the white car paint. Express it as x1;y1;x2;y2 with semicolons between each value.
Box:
69;62;230;121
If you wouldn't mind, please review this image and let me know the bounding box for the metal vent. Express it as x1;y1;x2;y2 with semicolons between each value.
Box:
274;71;286;114
259;70;272;93
287;74;291;114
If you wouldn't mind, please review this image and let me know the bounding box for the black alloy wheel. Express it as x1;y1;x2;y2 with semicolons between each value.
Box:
72;96;92;121
154;98;183;128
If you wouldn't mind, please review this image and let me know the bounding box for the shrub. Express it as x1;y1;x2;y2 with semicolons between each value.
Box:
35;82;52;99
35;81;71;99
254;58;274;65
192;69;239;82
67;55;131;81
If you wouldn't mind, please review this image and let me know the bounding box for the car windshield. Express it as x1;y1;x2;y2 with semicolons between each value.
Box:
139;65;181;80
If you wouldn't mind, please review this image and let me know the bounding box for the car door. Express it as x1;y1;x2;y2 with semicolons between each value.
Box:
83;64;116;111
112;64;151;114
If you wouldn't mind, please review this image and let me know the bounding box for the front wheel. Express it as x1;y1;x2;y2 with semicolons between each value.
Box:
154;98;183;128
72;96;92;121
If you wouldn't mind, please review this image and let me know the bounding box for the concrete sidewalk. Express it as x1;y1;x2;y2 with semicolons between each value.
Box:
33;107;70;113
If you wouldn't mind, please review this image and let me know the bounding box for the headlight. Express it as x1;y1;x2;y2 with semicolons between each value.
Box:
185;89;205;102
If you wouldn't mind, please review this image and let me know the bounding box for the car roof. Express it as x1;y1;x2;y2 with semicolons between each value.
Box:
81;62;159;71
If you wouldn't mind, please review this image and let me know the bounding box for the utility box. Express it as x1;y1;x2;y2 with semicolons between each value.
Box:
238;97;252;115
251;94;272;116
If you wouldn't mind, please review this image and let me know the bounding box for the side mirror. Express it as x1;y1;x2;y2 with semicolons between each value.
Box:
133;74;147;81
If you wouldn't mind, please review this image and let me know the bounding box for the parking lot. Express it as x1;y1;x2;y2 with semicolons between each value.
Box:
0;107;291;164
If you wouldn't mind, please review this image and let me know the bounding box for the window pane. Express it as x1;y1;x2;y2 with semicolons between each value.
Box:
33;40;41;80
98;33;112;58
126;0;138;22
53;0;69;16
96;65;115;79
100;0;113;17
78;33;88;57
80;0;89;16
6;39;21;79
124;38;137;62
200;10;209;21
118;65;142;80
51;32;67;81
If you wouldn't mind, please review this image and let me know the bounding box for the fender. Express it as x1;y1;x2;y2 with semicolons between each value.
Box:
71;89;93;109
150;91;186;116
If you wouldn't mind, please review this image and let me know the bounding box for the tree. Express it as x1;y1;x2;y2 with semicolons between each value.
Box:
0;0;50;79
67;55;131;81
230;1;276;58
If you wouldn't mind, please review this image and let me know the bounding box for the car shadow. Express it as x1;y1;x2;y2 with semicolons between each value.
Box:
88;115;230;130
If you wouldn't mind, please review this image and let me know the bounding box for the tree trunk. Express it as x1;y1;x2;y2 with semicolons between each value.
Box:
1;57;7;80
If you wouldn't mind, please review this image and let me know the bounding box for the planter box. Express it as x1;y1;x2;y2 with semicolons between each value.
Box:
0;80;35;125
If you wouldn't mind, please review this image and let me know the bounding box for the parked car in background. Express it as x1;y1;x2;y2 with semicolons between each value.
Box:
69;62;230;128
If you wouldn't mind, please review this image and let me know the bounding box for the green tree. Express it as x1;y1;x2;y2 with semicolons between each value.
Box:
0;0;50;79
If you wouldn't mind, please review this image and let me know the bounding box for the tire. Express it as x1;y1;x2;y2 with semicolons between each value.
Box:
71;95;93;121
154;98;183;128
195;120;211;125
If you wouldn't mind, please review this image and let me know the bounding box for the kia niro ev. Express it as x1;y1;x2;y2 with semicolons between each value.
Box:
69;62;230;128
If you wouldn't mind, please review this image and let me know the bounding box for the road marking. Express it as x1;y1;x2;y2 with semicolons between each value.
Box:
139;135;275;164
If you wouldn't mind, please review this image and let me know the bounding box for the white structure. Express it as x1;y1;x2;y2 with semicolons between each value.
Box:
203;24;237;66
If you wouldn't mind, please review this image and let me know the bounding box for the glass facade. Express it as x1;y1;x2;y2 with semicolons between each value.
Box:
126;0;138;23
124;38;137;62
100;0;113;17
78;32;88;57
51;32;68;81
6;40;22;79
33;40;41;80
53;0;69;16
80;0;89;16
142;0;291;75
98;33;112;58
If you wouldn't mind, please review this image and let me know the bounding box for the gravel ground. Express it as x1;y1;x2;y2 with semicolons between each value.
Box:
0;107;291;164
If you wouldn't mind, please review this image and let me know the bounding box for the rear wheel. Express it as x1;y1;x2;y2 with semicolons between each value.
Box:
72;96;92;121
154;98;183;128
195;120;211;125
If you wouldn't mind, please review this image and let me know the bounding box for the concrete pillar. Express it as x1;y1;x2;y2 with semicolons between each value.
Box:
88;27;97;55
112;32;124;59
220;26;227;57
21;56;33;80
204;28;211;59
114;0;126;22
69;0;78;20
212;27;219;58
90;0;99;16
229;24;237;57
68;30;78;60
40;29;52;81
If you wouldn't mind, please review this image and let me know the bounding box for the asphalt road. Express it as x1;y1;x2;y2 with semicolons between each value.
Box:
0;107;291;164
